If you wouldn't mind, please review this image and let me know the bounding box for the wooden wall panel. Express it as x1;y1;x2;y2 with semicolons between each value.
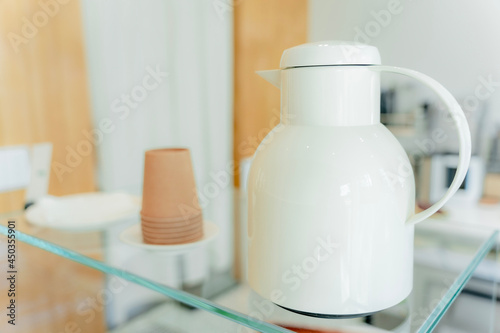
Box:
233;0;308;187
0;2;104;332
0;0;96;212
233;0;308;279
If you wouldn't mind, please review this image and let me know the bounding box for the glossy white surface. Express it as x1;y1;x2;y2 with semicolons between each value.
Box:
374;66;471;225
248;124;415;315
280;40;381;68
281;66;380;126
249;42;471;316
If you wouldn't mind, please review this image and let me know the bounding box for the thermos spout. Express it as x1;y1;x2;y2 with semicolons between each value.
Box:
256;70;281;89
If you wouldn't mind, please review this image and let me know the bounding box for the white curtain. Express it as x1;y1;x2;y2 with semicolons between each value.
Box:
80;1;233;321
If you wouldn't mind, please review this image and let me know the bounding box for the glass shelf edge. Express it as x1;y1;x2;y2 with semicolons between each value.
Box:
0;225;293;333
2;225;498;333
417;229;499;333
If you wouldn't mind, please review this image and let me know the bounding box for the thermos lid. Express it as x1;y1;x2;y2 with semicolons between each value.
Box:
280;41;381;69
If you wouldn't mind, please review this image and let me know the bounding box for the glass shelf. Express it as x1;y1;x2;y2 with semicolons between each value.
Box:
0;215;498;333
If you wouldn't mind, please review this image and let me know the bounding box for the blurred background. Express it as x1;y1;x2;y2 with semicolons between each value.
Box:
0;0;499;332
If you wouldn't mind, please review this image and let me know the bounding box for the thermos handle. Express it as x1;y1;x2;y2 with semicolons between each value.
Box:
373;66;472;225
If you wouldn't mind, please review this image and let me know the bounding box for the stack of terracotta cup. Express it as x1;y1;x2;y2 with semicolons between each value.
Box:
141;148;203;245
